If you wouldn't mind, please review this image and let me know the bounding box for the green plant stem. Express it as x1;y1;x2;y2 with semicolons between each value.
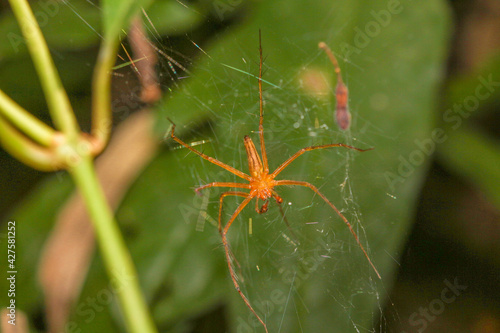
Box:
0;89;55;146
91;41;115;151
69;156;157;333
8;0;79;139
4;0;157;331
0;116;56;171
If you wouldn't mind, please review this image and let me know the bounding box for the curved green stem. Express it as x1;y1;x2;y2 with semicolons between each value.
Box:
0;89;56;146
91;40;116;151
69;156;157;333
0;115;57;171
8;0;79;139
4;1;158;331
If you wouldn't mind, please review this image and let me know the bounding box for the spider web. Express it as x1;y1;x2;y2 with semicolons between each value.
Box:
148;28;389;332
63;1;392;331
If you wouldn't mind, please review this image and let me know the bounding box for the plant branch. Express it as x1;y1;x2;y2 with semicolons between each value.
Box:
0;89;56;147
0;116;57;171
4;1;158;332
8;0;80;139
69;156;157;333
90;40;116;153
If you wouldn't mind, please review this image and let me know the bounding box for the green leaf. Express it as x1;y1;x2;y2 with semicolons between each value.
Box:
101;0;153;41
143;0;205;36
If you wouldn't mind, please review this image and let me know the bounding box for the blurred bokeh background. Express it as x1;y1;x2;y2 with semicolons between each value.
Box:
0;0;499;332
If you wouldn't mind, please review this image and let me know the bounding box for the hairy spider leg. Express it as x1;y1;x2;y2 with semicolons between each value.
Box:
271;143;373;178
168;120;252;182
195;182;251;195
275;180;381;279
258;29;269;174
218;191;250;272
168;120;275;331
218;192;269;333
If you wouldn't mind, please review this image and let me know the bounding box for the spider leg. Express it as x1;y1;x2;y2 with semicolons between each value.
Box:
271;143;373;178
218;191;249;272
218;193;269;333
167;119;252;182
257;29;269;174
218;191;249;233
275;180;381;279
195;182;250;195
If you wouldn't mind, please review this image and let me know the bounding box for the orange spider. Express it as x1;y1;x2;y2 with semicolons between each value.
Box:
169;31;380;333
